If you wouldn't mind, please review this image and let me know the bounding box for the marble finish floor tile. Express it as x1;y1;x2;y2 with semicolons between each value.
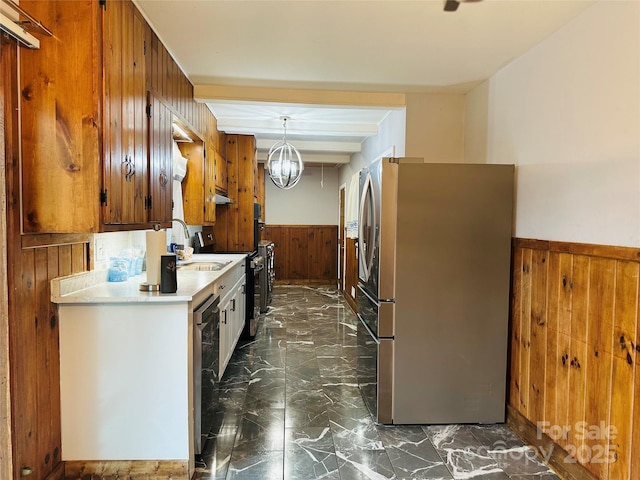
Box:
194;285;560;480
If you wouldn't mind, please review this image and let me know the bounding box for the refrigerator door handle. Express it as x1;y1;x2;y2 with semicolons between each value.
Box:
358;172;376;282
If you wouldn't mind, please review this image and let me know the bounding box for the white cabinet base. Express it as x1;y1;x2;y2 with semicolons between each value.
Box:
58;303;193;468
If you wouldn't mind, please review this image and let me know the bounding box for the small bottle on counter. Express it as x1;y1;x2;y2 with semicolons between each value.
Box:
160;254;178;293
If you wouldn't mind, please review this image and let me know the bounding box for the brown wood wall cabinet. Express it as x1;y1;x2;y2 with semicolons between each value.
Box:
213;134;259;251
102;0;149;225
509;238;640;480
147;92;174;224
19;0;223;234
19;0;102;233
181;140;216;226
214;148;228;195
263;225;338;283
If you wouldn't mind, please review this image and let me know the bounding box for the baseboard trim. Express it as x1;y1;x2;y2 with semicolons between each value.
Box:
506;405;599;480
63;460;189;480
274;280;335;286
44;462;65;480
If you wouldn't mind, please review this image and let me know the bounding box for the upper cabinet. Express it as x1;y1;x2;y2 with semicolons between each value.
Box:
147;92;174;224
20;0;103;233
181;139;215;227
18;0;222;233
214;150;228;195
214;134;258;251
102;1;149;225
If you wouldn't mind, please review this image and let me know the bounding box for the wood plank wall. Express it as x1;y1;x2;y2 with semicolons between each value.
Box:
1;34;15;480
509;238;640;480
264;225;338;284
4;2;221;478
4;31;89;480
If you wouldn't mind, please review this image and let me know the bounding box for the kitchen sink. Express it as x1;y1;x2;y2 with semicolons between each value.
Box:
177;261;231;272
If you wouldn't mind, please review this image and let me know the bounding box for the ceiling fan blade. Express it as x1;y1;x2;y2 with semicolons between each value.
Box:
444;0;460;12
444;0;483;11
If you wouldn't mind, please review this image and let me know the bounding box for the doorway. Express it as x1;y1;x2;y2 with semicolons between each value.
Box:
338;184;345;291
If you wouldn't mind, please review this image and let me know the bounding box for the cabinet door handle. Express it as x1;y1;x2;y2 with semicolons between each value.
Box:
219;284;225;290
223;310;227;324
127;157;136;180
122;156;135;181
159;171;168;187
231;298;236;312
122;156;130;178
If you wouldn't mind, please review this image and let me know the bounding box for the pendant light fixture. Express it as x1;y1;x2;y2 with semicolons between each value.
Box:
267;117;304;189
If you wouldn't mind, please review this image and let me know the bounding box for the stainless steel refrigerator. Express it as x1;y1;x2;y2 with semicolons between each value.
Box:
356;159;514;424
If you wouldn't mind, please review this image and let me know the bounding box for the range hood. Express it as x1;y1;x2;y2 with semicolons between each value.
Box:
215;194;233;205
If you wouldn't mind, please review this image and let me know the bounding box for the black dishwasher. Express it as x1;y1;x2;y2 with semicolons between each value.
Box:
193;294;220;455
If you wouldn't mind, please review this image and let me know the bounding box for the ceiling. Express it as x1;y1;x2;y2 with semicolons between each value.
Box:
134;0;594;164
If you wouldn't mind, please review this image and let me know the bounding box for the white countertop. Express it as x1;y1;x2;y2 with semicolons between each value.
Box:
51;254;247;304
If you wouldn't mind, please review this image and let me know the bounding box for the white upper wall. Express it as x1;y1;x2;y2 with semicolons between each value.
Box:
339;108;406;194
265;165;340;225
339;108;406;231
465;0;640;247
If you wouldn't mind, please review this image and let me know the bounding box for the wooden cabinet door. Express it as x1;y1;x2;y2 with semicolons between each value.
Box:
214;149;228;194
102;0;148;225
148;93;173;224
236;135;256;252
19;0;102;233
204;145;217;224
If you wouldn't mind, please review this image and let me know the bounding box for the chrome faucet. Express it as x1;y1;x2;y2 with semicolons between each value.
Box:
171;218;190;245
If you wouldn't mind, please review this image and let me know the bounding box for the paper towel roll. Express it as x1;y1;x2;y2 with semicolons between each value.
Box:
146;230;166;286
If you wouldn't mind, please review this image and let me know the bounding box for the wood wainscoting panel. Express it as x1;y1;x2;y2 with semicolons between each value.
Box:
608;261;638;480
264;225;338;284
510;239;640;480
8;241;88;480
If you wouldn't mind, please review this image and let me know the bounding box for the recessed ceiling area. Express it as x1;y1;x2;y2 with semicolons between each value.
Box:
133;0;595;162
207;101;396;164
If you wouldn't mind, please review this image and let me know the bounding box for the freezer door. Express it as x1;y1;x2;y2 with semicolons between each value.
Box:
356;311;393;424
357;283;394;338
